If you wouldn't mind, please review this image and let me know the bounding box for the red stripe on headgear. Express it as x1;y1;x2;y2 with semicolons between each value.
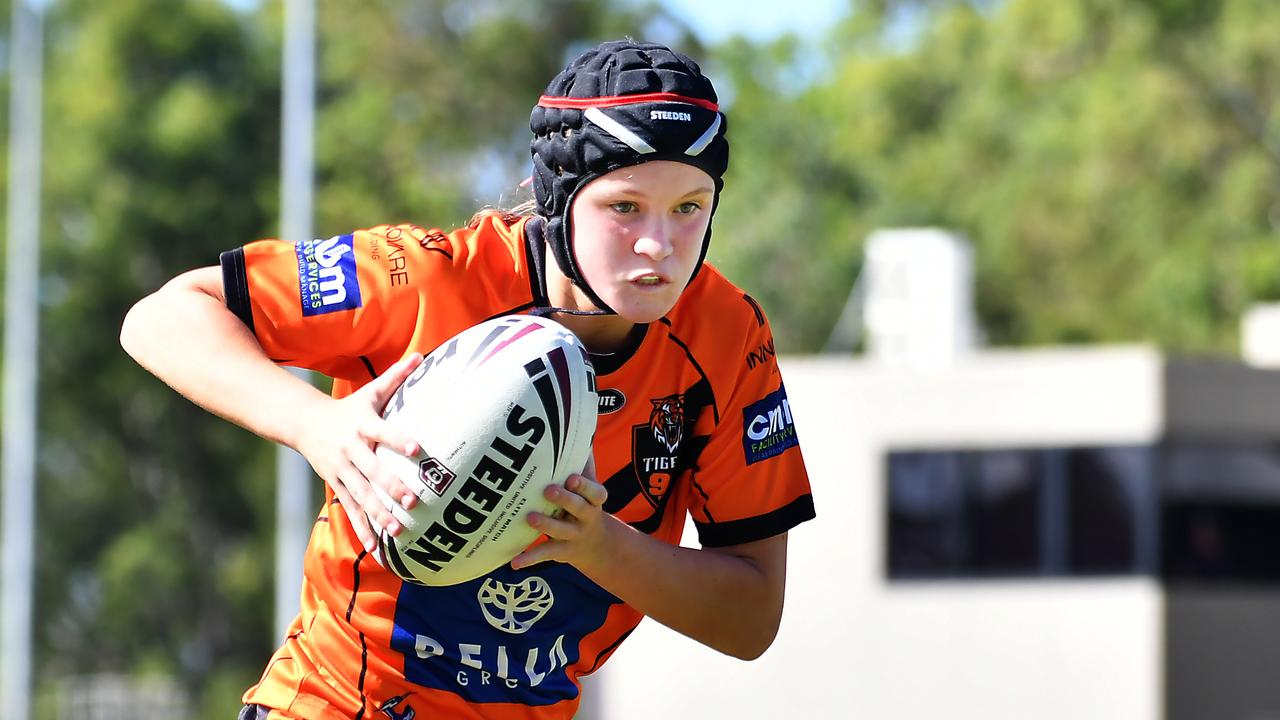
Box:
537;92;719;112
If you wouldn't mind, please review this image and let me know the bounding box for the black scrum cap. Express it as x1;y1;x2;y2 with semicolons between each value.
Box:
530;40;729;313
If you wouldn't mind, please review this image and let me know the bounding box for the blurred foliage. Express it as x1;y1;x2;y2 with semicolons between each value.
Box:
36;1;280;718
5;0;1280;717
708;0;1280;351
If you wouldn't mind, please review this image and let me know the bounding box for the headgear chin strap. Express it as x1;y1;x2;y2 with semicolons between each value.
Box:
530;41;730;315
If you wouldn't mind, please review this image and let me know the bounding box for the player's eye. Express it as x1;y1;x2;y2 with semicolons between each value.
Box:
610;201;638;214
675;201;701;215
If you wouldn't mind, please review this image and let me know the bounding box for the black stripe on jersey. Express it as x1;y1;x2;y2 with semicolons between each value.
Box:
600;462;639;515
629;434;712;535
423;245;452;260
742;293;765;328
345;549;368;623
353;632;369;720
219;248;255;333
358;355;377;379
694;493;817;548
658;319;719;424
688;471;715;524
600;387;713;516
584;626;635;676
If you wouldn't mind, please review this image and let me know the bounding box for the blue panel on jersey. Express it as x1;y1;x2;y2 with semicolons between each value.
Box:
295;234;363;316
389;562;620;705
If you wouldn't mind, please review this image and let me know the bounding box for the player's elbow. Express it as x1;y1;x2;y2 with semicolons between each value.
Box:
121;267;222;363
721;602;783;661
119;296;151;362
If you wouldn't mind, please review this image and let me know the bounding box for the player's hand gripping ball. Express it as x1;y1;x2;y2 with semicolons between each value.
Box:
371;315;598;586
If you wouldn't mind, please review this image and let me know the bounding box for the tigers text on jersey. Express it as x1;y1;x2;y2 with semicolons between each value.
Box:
220;214;816;719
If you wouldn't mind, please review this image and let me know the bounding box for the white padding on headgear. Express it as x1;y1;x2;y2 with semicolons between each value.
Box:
584;107;656;155
685;113;722;157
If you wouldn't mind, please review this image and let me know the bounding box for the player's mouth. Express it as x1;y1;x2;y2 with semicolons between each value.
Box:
628;272;668;288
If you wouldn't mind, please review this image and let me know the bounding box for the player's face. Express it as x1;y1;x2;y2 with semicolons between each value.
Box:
569;160;714;324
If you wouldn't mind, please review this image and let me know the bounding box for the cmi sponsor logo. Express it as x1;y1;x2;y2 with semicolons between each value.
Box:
741;385;799;465
295;235;363;316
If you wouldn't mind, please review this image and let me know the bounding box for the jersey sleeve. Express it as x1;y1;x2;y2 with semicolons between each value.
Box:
219;224;460;381
688;308;816;548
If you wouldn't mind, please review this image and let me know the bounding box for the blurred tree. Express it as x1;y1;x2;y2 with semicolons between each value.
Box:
305;0;703;232
708;0;1280;354
35;1;280;718
23;1;692;718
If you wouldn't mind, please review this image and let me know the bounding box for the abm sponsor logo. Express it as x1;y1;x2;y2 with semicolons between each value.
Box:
742;385;799;465
296;234;362;316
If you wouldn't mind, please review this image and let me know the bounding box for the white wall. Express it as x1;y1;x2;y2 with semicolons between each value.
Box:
591;347;1171;719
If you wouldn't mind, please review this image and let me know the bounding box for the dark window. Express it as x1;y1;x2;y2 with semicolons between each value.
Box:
886;449;1042;578
1162;445;1280;583
888;443;1280;583
886;452;966;577
967;450;1040;574
1066;447;1153;574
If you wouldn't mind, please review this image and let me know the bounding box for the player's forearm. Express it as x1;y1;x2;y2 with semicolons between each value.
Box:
120;279;329;450
581;518;785;660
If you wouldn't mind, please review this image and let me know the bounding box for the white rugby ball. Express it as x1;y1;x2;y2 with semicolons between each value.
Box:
371;314;597;586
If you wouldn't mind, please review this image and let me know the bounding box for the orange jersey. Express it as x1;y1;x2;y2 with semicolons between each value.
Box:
220;214;815;719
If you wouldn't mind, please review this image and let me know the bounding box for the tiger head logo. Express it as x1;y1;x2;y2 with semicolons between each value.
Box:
649;395;685;454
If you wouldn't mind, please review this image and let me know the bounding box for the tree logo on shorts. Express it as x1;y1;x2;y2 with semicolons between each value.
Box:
477;576;554;635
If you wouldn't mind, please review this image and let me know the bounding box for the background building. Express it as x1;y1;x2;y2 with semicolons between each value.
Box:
594;347;1280;719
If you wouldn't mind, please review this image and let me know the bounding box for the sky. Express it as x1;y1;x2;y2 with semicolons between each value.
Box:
218;0;851;44
654;0;849;42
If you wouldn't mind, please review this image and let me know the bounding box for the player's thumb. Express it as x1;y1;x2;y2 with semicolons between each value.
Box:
368;353;423;409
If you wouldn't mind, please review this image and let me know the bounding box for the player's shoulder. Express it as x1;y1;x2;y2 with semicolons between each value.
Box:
358;214;529;268
669;263;772;333
664;263;775;369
